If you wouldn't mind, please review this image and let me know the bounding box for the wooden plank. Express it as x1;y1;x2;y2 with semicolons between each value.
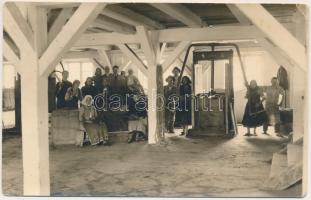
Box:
48;8;73;43
117;44;148;75
93;15;136;34
103;5;164;29
3;2;34;52
150;3;203;27
162;41;191;72
236;4;306;71
39;3;106;76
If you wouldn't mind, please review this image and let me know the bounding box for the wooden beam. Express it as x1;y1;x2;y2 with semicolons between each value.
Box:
177;57;192;75
3;2;34;52
75;32;138;47
296;4;308;18
228;4;294;73
97;48;112;68
257;38;293;72
162;41;191;72
150;3;203;27
157;25;261;43
39;3;106;76
121;60;132;71
34;2;80;8
159;42;167;64
48;8;73;43
117;44;148;75
227;4;251;25
3;38;19;62
235;4;306;71
137;26;156;68
74;25;261;47
93;15;136;34
103;5;164;30
64;50;99;59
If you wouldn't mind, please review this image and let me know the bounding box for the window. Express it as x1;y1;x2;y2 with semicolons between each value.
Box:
54;61;95;84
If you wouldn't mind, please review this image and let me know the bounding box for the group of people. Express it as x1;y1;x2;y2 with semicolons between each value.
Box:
55;66;142;109
242;77;285;137
163;67;286;137
164;67;192;136
55;65;146;146
55;62;284;143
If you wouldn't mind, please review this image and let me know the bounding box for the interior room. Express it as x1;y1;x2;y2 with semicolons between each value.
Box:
2;2;307;197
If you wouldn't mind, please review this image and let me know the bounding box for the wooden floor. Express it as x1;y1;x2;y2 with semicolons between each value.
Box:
2;126;302;197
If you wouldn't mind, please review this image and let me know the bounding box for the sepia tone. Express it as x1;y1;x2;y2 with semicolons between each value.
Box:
1;1;308;197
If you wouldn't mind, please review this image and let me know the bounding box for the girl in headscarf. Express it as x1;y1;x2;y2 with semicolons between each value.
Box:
242;80;268;136
65;80;82;109
79;95;109;146
178;76;192;136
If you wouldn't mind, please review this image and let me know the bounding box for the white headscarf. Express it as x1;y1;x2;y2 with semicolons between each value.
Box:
81;95;93;106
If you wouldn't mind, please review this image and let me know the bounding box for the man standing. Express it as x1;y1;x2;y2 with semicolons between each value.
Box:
109;66;121;94
164;76;178;133
55;71;72;109
172;67;181;87
263;77;285;136
93;67;103;94
102;66;111;80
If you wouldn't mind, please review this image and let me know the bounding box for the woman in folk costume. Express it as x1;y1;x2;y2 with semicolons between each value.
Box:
242;80;268;136
65;80;82;109
78;95;109;146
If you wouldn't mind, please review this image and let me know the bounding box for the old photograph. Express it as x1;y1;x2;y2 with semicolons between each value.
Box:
1;0;308;197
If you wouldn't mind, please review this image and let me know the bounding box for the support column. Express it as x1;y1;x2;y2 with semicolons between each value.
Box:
20;5;50;195
20;53;50;195
137;26;165;144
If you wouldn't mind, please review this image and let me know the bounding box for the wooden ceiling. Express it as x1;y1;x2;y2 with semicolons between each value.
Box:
3;3;300;62
46;3;298;32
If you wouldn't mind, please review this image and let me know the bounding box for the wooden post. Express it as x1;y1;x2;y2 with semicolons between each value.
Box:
137;26;165;144
18;6;50;195
20;53;50;195
14;73;21;132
